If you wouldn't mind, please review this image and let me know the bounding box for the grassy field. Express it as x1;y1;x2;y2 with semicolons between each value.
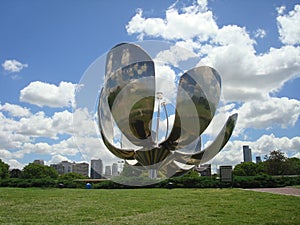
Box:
0;188;299;225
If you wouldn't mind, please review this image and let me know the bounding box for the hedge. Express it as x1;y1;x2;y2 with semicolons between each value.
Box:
1;175;299;189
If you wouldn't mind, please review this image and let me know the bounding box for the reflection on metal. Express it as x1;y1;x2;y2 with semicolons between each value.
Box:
98;43;238;179
161;101;169;140
171;113;238;166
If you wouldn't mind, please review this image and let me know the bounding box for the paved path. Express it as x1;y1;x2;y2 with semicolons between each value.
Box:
244;187;300;197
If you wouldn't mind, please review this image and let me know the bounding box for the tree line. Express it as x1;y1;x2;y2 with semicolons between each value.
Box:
0;161;88;188
233;150;300;176
1;150;299;188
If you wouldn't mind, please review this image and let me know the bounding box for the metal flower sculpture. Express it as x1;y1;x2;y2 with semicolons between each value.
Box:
98;43;238;178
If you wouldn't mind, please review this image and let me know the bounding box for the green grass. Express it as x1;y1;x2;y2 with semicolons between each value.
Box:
0;188;299;225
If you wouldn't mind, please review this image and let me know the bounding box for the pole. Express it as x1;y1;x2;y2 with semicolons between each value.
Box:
155;92;163;147
162;101;169;140
150;92;163;179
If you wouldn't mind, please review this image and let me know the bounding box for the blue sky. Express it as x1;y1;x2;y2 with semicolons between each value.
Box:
0;0;299;170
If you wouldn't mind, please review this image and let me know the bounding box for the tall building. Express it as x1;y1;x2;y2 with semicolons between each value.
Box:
33;160;44;165
51;161;73;175
72;162;89;177
243;145;252;162
112;163;119;177
50;163;64;175
91;159;103;179
61;161;73;174
256;156;262;163
104;165;112;177
51;161;89;176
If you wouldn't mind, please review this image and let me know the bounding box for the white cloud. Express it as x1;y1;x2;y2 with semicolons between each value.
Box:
2;59;28;73
127;2;300;104
203;97;300;139
74;135;117;165
0;101;107;168
211;134;300;166
254;134;300;154
7;159;24;169
292;152;300;158
47;155;72;165
51;137;78;156
18;111;57;139
0;155;24;169
21;138;78;157
154;63;178;104
200;36;300;102
0;103;31;117
73;107;98;137
0;105;76;151
254;28;266;38
125;2;300;165
155;44;198;67
277;4;300;45
20;81;77;108
0;149;13;159
15;109;80;139
0;111;32;149
23;142;52;154
214;25;256;48
276;6;286;15
233;97;300;135
126;3;218;41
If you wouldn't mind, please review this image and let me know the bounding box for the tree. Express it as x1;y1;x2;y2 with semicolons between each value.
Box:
285;157;300;175
22;163;58;179
120;163;142;177
0;159;10;179
233;162;264;176
59;172;88;180
10;168;22;178
264;150;287;175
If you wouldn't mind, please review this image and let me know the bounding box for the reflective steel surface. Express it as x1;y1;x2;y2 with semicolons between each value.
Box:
97;42;238;179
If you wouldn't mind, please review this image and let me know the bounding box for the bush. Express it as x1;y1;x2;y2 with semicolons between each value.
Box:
1;174;299;189
157;176;221;188
57;173;88;188
93;180;124;189
233;175;300;188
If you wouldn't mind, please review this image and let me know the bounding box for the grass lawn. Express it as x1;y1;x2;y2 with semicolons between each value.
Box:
0;188;299;225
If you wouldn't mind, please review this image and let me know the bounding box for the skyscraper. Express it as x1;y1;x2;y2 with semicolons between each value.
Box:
104;165;112;177
112;163;119;177
243;145;252;162
50;161;85;175
256;156;262;163
72;162;89;177
91;159;103;179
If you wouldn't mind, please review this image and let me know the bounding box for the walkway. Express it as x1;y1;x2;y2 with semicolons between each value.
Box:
244;187;300;197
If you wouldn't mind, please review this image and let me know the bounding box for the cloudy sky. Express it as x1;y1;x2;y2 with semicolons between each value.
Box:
0;0;299;170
